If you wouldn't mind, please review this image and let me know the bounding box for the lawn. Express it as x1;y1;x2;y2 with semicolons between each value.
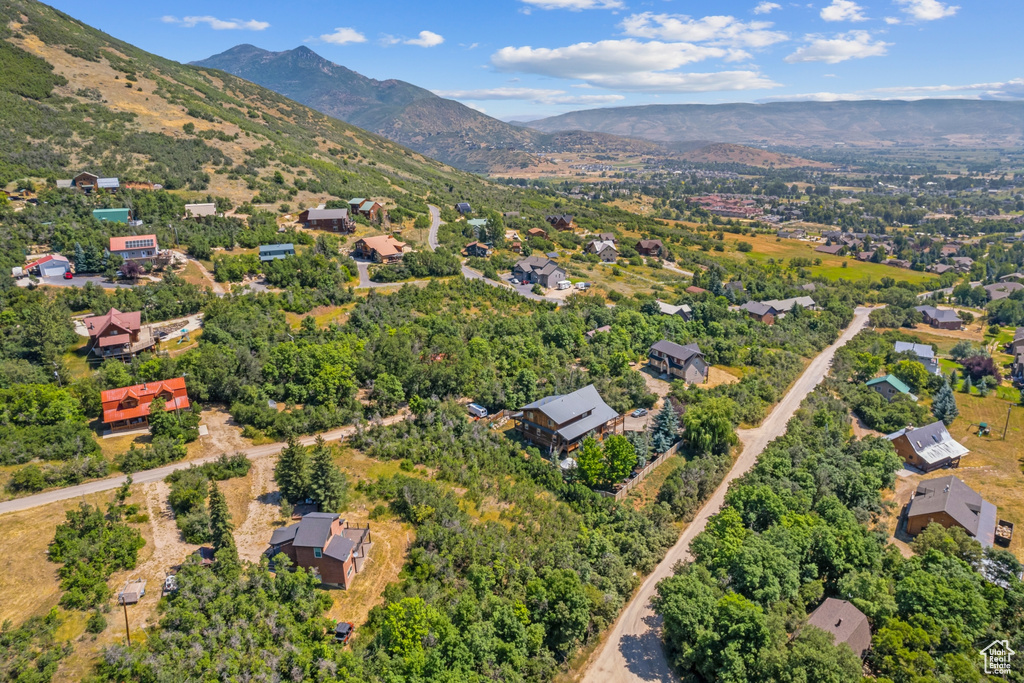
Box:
720;233;938;285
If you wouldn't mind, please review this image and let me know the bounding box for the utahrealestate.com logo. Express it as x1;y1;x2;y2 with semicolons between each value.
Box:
981;640;1015;676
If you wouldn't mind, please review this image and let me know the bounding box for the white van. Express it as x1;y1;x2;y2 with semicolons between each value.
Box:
557;280;572;290
467;403;488;419
576;282;589;290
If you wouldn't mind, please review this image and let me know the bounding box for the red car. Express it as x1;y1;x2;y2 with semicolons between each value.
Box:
63;271;74;280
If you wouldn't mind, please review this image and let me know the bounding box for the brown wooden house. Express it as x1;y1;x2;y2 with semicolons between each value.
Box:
268;513;372;588
905;476;997;546
82;308;155;361
299;208;355;232
514;384;623;455
636;239;664;257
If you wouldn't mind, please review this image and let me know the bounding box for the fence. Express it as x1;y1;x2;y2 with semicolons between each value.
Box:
595;440;683;501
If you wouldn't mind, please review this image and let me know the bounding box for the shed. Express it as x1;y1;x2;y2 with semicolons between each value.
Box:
93;208;131;223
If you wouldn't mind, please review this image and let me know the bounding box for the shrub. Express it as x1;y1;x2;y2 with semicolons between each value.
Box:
86;612;107;634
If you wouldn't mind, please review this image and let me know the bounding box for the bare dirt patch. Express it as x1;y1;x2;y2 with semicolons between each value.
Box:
705;366;741;389
233;456;283;564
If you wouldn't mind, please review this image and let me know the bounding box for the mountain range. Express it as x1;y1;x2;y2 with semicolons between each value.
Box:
524;101;1024;149
193;45;543;173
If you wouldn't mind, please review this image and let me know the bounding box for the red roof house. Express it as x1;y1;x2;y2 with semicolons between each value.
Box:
101;377;189;433
82;308;154;361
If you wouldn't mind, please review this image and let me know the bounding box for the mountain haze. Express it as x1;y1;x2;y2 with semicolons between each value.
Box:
526;101;1024;149
193;45;540;173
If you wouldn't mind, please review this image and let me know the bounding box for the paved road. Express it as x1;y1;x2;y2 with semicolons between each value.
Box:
0;413;412;517
17;274;134;290
427;204;441;251
582;306;873;683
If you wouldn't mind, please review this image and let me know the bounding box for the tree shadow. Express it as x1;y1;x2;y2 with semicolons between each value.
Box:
617;614;679;682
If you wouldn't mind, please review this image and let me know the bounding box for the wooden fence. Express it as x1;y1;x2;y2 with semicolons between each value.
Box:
595;440;683;501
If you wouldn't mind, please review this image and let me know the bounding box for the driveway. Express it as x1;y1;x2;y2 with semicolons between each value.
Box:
427;204;441;251
17;274;134;290
582;306;874;683
0;411;415;517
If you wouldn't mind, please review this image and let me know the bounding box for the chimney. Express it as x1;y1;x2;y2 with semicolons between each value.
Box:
835;619;842;627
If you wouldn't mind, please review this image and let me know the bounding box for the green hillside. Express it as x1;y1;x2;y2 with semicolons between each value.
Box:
0;1;508;212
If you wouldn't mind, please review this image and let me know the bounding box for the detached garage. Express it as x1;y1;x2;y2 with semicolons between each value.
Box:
24;254;71;277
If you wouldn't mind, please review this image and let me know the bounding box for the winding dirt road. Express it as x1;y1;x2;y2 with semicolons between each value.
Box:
582;306;873;683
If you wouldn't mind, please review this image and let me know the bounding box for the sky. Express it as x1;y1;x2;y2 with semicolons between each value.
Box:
50;0;1023;121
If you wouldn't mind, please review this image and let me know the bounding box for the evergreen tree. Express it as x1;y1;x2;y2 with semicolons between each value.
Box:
73;242;87;273
275;437;311;504
949;369;958;389
208;480;239;573
309;436;348;512
931;381;959;425
961;375;973;394
651;403;679;454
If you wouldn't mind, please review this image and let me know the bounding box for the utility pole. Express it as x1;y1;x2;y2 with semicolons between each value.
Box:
1002;404;1012;440
123;600;131;647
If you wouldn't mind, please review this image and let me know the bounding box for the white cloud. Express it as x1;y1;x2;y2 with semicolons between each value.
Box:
519;0;623;10
491;38;779;93
434;87;625;105
785;31;889;63
320;27;367;45
753;2;782;14
161;15;269;31
759;91;864;101
895;0;958;21
405;30;444;48
872;78;1024;99
883;16;902;24
620;13;788;48
820;0;867;22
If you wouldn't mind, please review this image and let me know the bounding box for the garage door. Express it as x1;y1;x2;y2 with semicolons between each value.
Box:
42;266;66;277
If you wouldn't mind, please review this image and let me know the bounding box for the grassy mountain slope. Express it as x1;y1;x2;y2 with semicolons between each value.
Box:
675;142;831;169
193;45;541;173
527;100;1024;148
0;0;509;214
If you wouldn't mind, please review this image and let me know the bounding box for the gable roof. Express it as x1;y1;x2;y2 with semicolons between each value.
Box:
806;599;872;658
908;475;991;537
100;377;189;423
894;341;935;359
586;239;617;253
24;254;70;270
656;301;692;317
866;374;912;394
984;282;1024;300
637;239;664;250
816;244;845;254
885;421;969;467
83;308;141;337
740;301;775;317
914;305;960;323
323;535;356;562
521;384;618;441
269;523;300;546
650;340;703;363
763;296;816;313
302;208;348;220
358;235;407;257
514;256;563;276
292;512;340;548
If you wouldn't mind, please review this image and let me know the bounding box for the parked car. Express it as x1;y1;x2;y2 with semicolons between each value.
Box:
467;403;488;419
631;408;648;418
62;271;74;280
162;575;178;595
511;278;520;285
334;621;355;645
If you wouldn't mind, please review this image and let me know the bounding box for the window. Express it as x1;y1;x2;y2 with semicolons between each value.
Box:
347;566;354;576
313;547;322;558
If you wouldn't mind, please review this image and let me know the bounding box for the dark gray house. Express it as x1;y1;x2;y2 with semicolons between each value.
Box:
513;256;566;288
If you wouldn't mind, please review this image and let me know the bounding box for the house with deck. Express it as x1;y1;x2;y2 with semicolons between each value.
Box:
354;235;410;263
299;208;354;232
101;378;189;433
545;214;576;231
109;235;158;261
464;242;492;257
268;513;372;589
514;384;623;455
906;475;996;546
82;307;155;361
648;340;708;384
636;239;664;257
885;421;969;472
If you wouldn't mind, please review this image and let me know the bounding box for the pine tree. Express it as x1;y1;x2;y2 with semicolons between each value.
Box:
949;369;958;389
73;242;87;274
207;480;239;574
275;437;311;504
961;375;973;394
651;403;679;454
931;381;959;426
309;436;348;512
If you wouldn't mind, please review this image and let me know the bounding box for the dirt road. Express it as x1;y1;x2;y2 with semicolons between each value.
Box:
581;306;873;683
0;412;412;517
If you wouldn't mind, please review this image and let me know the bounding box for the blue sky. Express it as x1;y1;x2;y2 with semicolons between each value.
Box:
51;0;1022;120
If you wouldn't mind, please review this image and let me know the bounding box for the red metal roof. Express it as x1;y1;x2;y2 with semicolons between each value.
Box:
101;377;189;424
97;333;132;347
82;308;141;337
24;254;69;270
109;234;158;252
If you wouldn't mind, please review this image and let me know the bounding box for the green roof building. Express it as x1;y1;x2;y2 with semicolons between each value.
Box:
92;208;131;223
866;374;915;402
